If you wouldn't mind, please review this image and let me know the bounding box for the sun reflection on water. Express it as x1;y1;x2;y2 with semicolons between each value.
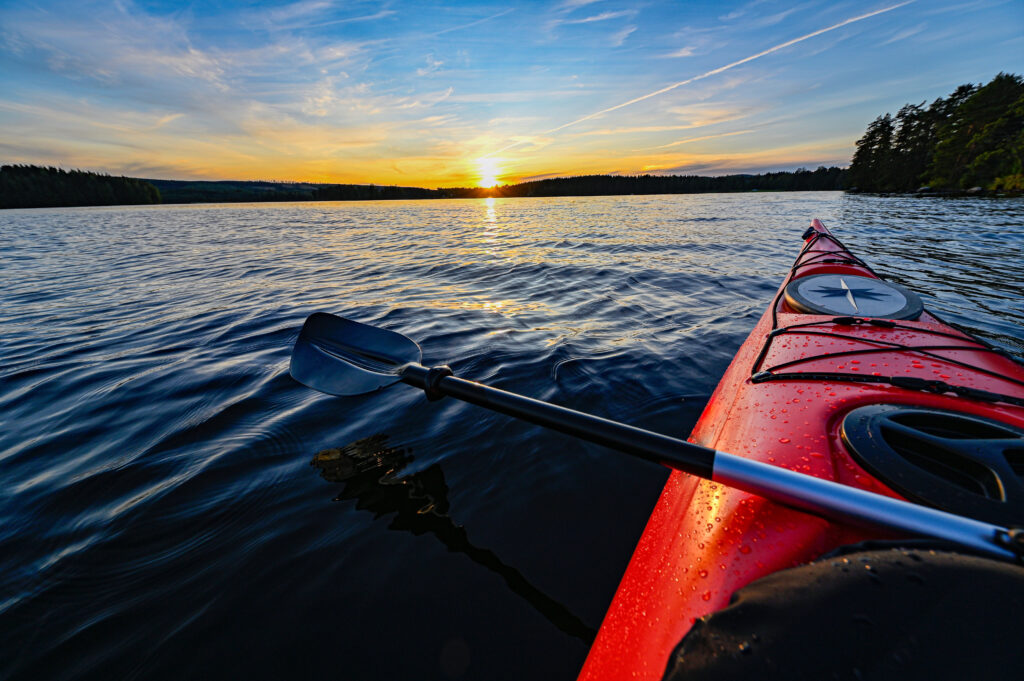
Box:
302;195;565;317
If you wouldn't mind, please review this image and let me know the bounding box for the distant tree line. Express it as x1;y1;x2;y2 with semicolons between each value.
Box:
149;179;318;204
848;72;1023;193
139;171;851;204
315;184;438;200
148;179;438;203
2;164;849;210
440;166;847;198
0;165;160;209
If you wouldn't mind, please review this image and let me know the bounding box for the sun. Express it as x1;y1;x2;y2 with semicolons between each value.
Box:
477;157;500;188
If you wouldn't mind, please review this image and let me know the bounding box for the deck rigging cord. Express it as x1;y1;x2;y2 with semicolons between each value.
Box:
749;228;1024;408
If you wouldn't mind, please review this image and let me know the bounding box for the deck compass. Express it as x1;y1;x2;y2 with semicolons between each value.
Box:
783;273;923;319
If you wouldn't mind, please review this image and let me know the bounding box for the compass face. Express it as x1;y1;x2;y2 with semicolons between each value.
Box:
784;273;923;320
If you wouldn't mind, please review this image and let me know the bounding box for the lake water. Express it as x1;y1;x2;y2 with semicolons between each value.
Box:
2;192;1022;680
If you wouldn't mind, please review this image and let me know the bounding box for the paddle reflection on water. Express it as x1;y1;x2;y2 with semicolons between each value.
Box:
310;434;597;643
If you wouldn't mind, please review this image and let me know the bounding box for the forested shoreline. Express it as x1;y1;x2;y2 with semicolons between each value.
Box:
439;166;847;198
848;73;1023;193
3;165;847;208
155;167;847;202
1;165;160;209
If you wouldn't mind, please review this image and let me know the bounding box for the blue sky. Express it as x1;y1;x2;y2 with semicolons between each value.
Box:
1;0;1021;186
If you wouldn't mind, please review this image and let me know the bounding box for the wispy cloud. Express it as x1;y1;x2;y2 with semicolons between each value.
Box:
263;1;333;24
922;0;996;16
448;89;588;104
290;10;398;30
740;4;808;29
610;25;636;47
556;0;606;10
563;10;635;25
416;54;444;76
668;103;757;127
430;8;517;37
566;103;756;137
2;4;230;96
881;22;925;45
90;112;187;134
660;32;716;59
0;99;184;135
655;129;755;149
491;0;916;154
663;46;698;58
395;87;454;110
249;2;396;31
545;1;632;34
719;0;772;22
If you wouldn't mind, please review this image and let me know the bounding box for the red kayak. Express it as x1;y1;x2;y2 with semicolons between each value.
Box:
578;219;1024;680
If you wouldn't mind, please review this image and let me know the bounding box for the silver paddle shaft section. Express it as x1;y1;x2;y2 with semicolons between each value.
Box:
713;451;1017;561
405;365;1017;560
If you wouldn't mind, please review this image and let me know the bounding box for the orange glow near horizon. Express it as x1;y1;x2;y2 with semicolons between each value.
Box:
94;137;851;189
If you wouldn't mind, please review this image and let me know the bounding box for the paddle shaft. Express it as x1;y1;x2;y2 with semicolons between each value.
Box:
400;363;1018;561
401;364;714;476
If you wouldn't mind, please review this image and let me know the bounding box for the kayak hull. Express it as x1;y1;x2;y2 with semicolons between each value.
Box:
578;219;1024;681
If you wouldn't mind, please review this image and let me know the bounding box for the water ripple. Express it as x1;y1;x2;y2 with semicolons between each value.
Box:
1;193;1021;680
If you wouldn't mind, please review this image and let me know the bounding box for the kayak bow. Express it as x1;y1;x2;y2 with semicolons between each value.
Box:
577;219;1024;680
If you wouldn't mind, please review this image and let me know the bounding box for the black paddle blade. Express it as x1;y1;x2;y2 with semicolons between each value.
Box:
290;312;422;396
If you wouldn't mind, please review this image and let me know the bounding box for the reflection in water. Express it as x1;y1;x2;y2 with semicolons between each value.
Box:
5;195;1020;679
311;435;596;643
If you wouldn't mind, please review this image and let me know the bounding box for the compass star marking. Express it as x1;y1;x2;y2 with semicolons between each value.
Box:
809;277;891;312
809;285;891;301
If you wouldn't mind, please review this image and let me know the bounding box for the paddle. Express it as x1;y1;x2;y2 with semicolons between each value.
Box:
290;312;1022;562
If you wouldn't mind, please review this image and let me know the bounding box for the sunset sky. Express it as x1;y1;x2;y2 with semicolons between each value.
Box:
1;1;1021;187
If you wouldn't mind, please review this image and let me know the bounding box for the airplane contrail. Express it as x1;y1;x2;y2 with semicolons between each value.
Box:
489;1;915;156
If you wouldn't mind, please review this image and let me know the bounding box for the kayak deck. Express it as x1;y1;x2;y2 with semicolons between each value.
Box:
578;219;1024;681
